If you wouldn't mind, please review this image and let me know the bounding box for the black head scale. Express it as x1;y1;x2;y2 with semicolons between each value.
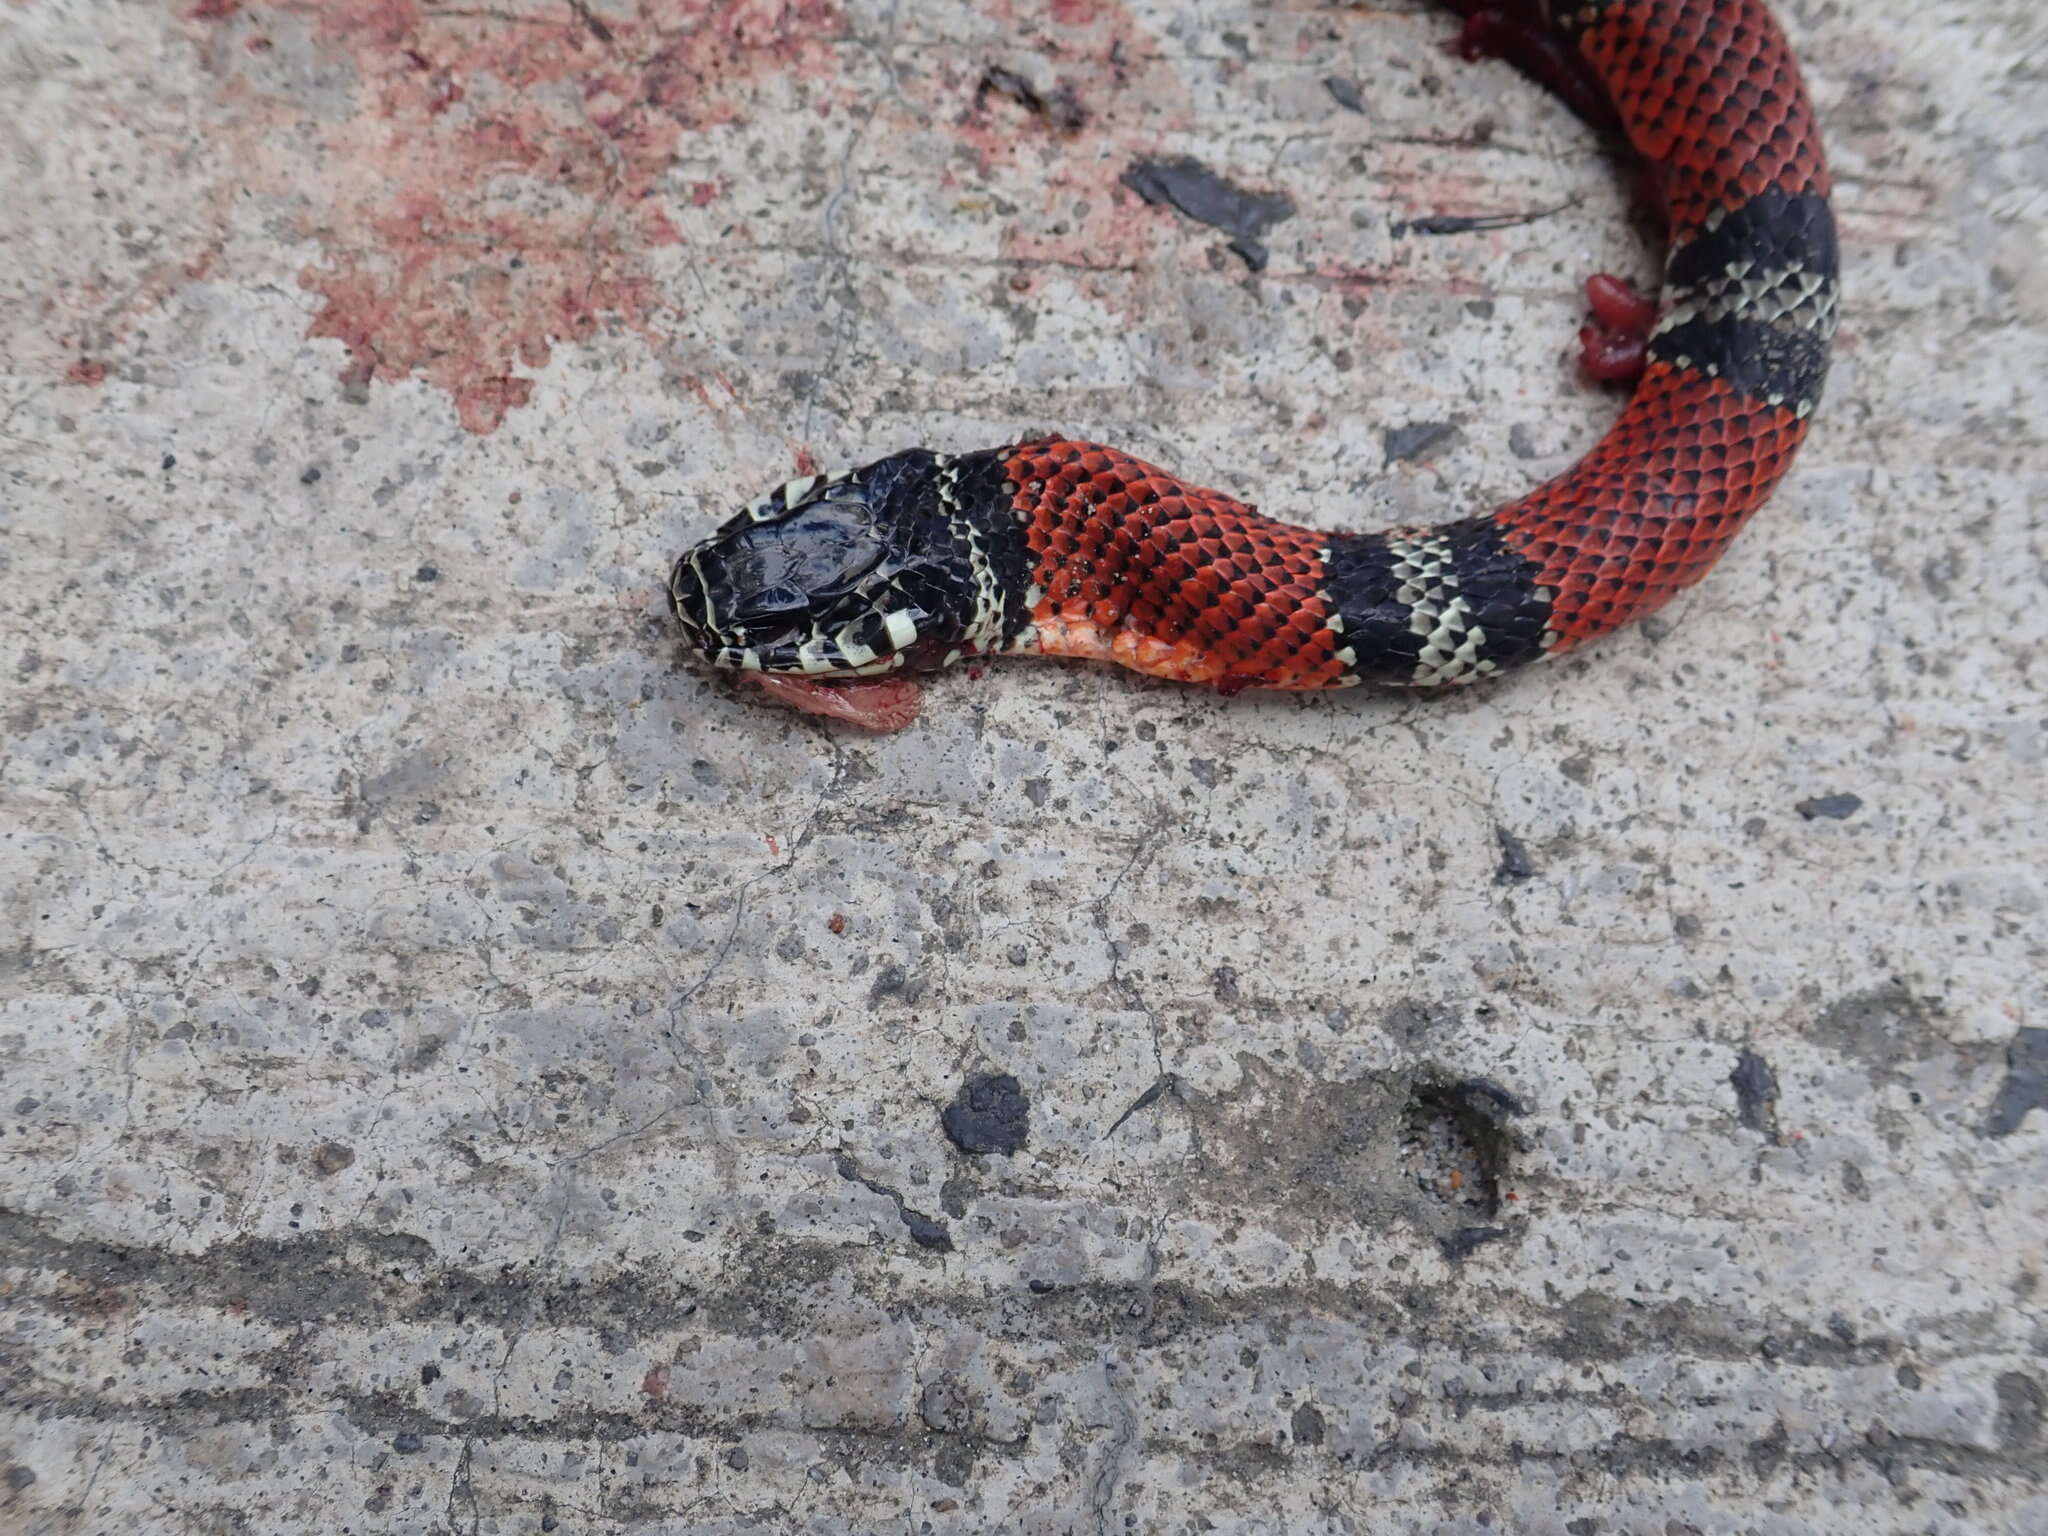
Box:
668;449;991;677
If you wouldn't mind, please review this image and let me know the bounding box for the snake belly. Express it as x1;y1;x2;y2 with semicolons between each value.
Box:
668;0;1838;705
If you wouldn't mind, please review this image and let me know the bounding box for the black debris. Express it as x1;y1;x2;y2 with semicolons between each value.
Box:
161;453;176;471
1383;421;1460;464
1729;1049;1781;1139
1439;1225;1509;1262
1120;157;1295;271
300;465;323;484
1425;1077;1528;1126
1409;1076;1530;1218
1984;1027;2048;1138
567;0;613;45
941;1073;1030;1156
392;1432;424;1454
978;65;1087;134
1796;792;1863;821
1324;77;1365;113
1493;826;1536;884
1391;202;1570;238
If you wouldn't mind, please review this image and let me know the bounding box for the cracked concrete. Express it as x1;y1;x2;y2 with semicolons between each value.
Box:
3;0;2045;1531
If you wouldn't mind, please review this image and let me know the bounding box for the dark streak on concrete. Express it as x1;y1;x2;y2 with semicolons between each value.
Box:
834;1154;954;1252
1439;1225;1509;1261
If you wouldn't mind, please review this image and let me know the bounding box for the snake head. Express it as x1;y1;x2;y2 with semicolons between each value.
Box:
668;449;985;677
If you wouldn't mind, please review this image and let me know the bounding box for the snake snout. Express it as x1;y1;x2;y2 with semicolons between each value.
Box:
668;453;971;678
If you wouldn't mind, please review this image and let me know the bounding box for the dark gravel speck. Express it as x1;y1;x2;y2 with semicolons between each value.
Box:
1324;77;1365;113
942;1073;1030;1156
1384;421;1460;463
1493;826;1535;884
393;1432;424;1454
1796;792;1863;821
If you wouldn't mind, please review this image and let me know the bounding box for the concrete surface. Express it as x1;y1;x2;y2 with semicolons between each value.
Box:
3;1;2044;1531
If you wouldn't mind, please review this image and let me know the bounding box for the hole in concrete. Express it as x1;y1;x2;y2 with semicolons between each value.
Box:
1401;1075;1531;1255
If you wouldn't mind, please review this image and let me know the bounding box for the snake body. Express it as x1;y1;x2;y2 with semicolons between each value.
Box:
669;0;1837;721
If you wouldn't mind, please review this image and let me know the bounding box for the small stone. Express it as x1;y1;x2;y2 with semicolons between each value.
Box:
393;1432;424;1453
300;465;322;484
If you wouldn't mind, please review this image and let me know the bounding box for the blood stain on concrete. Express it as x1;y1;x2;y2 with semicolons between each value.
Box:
188;0;846;431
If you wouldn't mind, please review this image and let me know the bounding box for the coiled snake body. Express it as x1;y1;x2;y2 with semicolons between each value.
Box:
669;0;1838;730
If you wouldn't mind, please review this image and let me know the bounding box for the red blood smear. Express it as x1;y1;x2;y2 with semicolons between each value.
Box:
749;674;923;732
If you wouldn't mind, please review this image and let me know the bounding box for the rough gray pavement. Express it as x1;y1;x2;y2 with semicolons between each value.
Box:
3;1;2045;1532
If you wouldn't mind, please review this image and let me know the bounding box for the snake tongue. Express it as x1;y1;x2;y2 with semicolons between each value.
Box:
748;673;923;732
